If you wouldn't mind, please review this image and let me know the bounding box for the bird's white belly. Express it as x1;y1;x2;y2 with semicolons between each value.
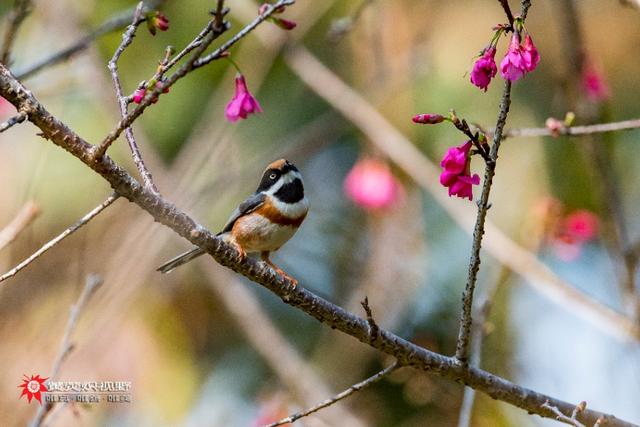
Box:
232;214;298;252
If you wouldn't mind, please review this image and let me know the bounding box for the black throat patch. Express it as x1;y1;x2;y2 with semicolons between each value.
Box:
274;178;304;203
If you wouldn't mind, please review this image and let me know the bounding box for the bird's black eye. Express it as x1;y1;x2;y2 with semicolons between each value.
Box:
269;173;277;180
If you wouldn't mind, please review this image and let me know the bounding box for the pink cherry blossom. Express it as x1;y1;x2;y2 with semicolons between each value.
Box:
582;61;610;102
470;47;498;91
439;141;480;200
225;74;263;122
521;35;540;72
273;18;297;30
344;158;402;210
412;113;445;124
564;210;599;242
500;34;527;82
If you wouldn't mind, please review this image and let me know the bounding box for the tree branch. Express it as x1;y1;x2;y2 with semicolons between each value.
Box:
30;274;103;427
0;62;636;427
94;0;292;158
503;118;640;139
107;2;158;192
265;362;400;427
0;0;32;65
455;0;533;365
0;200;39;251
14;0;165;80
0;194;118;283
0;109;27;132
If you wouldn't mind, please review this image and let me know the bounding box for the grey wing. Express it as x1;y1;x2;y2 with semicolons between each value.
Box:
218;192;266;235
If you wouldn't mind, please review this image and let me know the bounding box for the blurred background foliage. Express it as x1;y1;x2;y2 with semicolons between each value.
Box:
1;0;639;426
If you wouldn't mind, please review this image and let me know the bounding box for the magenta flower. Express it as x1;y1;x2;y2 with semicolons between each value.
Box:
412;113;445;124
225;74;263;122
439;141;480;200
147;11;169;35
564;210;599;242
470;47;498;91
132;88;146;104
582;61;610;102
521;35;540;72
344;158;402;210
272;18;297;30
500;34;527;82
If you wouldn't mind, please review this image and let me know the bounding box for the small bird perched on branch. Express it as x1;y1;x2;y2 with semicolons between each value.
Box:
157;159;308;285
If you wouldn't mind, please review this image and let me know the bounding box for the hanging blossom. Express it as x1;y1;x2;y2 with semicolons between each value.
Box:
259;3;297;31
146;11;169;35
470;47;498;91
500;33;539;82
439;141;480;200
225;74;263;122
344;158;403;210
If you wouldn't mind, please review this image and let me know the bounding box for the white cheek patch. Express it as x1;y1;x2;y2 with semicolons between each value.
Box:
270;196;309;218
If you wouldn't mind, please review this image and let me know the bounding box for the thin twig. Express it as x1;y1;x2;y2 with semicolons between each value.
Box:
0;0;32;65
107;2;158;192
457;266;511;427
0;200;40;251
0;194;118;284
361;296;379;343
30;274;103;427
503;118;640;139
0;110;27;132
541;400;594;427
265;362;400;427
498;0;515;26
15;0;165;80
193;0;296;69
454;0;531;366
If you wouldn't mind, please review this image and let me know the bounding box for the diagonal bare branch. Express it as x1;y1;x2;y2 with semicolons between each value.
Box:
0;200;40;251
265;362;400;427
0;194;118;283
0;0;32;65
107;2;158;192
30;274;103;427
0;110;27;132
15;0;165;80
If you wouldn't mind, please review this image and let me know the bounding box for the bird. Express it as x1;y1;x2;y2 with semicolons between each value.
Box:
157;159;308;285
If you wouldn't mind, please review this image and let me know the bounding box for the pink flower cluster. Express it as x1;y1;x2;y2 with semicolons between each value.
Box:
470;32;540;91
344;158;403;210
225;74;263;122
439;141;480;200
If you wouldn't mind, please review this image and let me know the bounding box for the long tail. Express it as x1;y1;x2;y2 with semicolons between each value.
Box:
157;247;205;274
